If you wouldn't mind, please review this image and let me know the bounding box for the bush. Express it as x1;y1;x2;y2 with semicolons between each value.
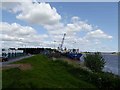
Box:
84;52;105;72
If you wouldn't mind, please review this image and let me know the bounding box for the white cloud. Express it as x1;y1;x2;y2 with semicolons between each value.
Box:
85;29;113;39
33;15;112;50
1;2;114;51
1;22;36;37
14;2;61;25
44;16;93;39
0;2;21;13
0;22;48;48
43;16;94;48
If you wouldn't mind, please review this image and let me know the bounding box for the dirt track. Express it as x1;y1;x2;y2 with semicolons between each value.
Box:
2;63;32;71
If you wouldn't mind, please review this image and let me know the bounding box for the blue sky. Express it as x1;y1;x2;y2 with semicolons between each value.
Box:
1;2;118;52
50;3;118;36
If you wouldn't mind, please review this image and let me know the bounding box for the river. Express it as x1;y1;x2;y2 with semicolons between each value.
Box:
80;53;119;76
102;54;119;76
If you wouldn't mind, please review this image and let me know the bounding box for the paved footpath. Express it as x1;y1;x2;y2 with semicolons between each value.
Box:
0;55;34;67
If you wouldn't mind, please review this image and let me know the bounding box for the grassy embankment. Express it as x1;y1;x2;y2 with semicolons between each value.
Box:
2;55;120;89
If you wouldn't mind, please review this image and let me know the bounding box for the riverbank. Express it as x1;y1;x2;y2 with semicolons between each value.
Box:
2;55;120;89
80;53;119;76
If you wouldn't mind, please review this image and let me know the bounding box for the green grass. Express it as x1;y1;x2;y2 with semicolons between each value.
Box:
2;55;120;89
2;55;96;89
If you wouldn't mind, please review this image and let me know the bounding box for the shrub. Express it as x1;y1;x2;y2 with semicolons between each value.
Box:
84;52;105;72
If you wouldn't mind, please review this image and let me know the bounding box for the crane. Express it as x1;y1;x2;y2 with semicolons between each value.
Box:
57;33;82;60
59;33;66;51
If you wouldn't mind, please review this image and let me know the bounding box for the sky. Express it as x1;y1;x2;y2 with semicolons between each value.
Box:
0;1;118;52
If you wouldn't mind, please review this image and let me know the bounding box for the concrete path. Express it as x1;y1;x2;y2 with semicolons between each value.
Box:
0;55;34;67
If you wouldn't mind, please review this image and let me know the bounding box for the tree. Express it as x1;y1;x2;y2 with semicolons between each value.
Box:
84;52;105;72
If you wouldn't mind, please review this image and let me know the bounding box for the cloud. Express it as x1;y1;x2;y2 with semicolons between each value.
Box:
1;22;36;37
43;16;94;48
0;22;48;48
1;2;114;51
0;2;21;13
44;16;93;43
71;16;80;22
85;29;113;39
14;2;61;25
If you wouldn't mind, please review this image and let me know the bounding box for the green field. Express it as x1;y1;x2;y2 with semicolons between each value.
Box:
2;55;120;89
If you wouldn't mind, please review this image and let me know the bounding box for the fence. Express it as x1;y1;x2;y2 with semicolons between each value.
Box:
2;49;25;59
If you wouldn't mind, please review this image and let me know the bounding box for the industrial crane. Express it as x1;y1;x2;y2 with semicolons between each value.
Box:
59;33;66;51
58;33;82;60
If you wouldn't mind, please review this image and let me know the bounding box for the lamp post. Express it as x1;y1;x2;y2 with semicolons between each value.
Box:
72;41;77;53
19;38;26;55
54;40;56;50
19;38;23;48
25;44;26;55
